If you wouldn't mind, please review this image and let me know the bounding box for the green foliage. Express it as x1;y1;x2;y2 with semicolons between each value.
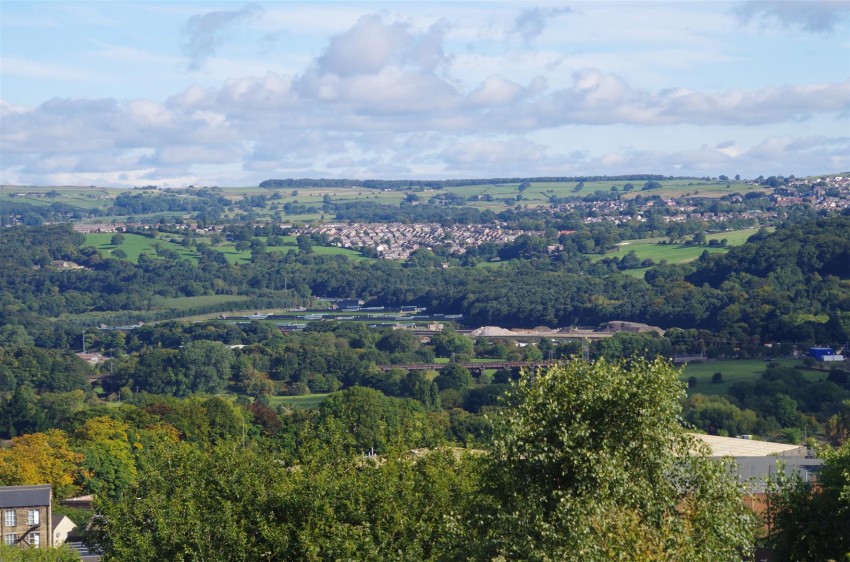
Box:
430;329;474;359
87;359;761;562
376;329;419;354
683;394;757;436
826;399;850;446
93;438;479;562
177;340;234;394
316;387;442;454
434;363;472;391
92;441;285;561
470;359;756;561
595;331;672;361
0;346;90;394
767;441;850;561
74;416;138;499
0;545;81;561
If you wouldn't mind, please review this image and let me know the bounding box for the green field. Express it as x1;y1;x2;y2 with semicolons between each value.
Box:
270;394;330;409
310;245;372;261
9;179;776;225
426;179;769;210
84;233;201;263
681;359;825;395
84;232;371;266
152;295;251;311
1;186;116;209
588;228;763;274
215;240;372;265
217;245;255;264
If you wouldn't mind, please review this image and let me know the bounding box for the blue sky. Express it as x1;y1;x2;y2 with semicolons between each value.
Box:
1;1;848;188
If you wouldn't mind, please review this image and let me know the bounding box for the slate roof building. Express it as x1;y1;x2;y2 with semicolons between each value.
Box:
0;484;53;548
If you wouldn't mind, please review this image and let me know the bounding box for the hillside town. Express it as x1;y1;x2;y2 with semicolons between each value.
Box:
293;222;533;259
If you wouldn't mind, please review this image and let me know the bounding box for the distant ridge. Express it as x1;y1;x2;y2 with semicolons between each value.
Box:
259;175;670;189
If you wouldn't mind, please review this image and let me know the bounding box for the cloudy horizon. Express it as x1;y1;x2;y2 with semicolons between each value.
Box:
1;1;848;188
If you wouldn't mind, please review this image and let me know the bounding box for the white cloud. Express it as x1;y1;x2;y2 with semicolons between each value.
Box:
468;75;526;106
528;71;850;127
2;7;848;186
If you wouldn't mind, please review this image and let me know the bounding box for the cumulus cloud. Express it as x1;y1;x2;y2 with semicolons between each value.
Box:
528;70;850;127
293;15;460;115
736;1;849;33
184;3;263;71
3;10;849;186
508;6;573;43
312;14;447;77
468;75;526;106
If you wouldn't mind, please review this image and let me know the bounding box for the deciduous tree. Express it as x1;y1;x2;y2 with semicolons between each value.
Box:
0;429;82;498
467;359;756;561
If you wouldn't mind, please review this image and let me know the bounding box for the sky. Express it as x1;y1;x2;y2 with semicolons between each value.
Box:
1;1;848;188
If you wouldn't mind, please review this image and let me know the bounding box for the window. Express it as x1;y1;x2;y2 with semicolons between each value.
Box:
29;533;39;548
27;510;39;526
4;533;16;546
4;510;15;526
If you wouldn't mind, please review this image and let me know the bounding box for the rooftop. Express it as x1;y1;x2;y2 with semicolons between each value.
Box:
692;434;806;457
0;484;51;508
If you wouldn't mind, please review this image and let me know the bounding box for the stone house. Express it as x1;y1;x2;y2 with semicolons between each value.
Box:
0;484;53;548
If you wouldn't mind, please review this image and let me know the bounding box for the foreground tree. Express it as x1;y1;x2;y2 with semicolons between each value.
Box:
767;441;850;561
467;358;756;561
91;359;757;561
91;438;478;562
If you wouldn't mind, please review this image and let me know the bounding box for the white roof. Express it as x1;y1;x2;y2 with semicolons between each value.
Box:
691;433;806;457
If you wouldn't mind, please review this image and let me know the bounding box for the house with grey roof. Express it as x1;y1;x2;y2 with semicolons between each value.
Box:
0;484;53;548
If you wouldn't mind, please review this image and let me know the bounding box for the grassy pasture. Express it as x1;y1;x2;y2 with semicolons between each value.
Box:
443;179;768;207
596;239;727;265
270;393;330;410
310;245;372;260
681;359;825;396
84;233;201;263
19;178;775;224
589;228;762;268
1;185;119;209
213;178;767;207
706;228;766;245
216;245;255;265
215;237;373;265
152;295;251;311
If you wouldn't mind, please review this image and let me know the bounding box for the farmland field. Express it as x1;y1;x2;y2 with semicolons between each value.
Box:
152;295;251;311
590;228;764;268
681;358;826;396
11;178;775;225
270;394;330;409
215;240;372;264
84;233;201;263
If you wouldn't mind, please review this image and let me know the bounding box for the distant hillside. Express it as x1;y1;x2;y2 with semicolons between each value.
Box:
689;216;850;284
259;175;668;190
